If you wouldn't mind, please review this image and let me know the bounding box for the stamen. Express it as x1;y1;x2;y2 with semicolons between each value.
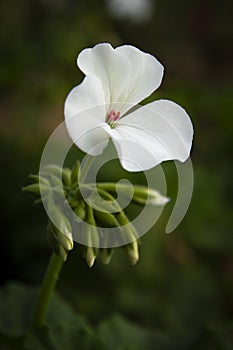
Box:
107;110;121;128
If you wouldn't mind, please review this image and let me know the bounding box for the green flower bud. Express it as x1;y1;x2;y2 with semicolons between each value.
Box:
85;246;96;268
68;197;79;209
97;187;116;201
81;205;99;267
81;224;99;268
94;209;119;228
22;184;51;197
74;201;86;221
48;222;73;251
116;211;130;226
96;187;121;211
125;240;139;265
71;161;80;188
47;194;73;250
41;165;71;191
100;248;113;265
97;183;169;207
30;165;64;195
116;212;140;265
47;226;68;261
62;168;72;189
46;174;63;188
29;174;50;186
41;164;63;178
33;197;44;204
133;186;170;206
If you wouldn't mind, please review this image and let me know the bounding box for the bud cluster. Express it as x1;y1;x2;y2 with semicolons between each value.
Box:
23;161;169;267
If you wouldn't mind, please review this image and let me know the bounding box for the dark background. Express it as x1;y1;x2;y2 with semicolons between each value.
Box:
1;0;233;347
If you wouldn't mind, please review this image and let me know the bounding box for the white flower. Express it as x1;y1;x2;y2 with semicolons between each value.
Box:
64;43;193;172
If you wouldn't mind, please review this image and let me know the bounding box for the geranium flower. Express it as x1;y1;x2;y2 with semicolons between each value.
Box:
64;43;193;171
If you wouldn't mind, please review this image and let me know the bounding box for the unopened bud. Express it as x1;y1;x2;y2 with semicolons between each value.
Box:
62;168;71;189
100;248;113;265
85;246;96;268
81;205;99;267
116;212;140;265
47;194;73;249
22;184;51;197
116;211;130;226
29;174;50;186
126;240;139;265
41;164;63;178
71;161;80;188
47;227;68;261
74;201;86;221
94;209;119;227
81;225;99;268
133;186;170;206
48;222;73;251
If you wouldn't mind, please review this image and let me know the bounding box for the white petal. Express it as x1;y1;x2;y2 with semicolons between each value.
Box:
106;100;193;171
64;75;107;120
107;127;163;171
64;76;110;155
77;43;131;105
65;109;110;156
116;45;164;111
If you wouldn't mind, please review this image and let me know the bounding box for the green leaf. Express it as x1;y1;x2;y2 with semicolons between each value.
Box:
97;314;202;350
0;282;201;350
23;323;94;350
0;281;93;350
97;314;160;350
0;282;36;337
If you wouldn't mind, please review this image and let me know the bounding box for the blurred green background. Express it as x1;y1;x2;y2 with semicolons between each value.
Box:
1;0;233;348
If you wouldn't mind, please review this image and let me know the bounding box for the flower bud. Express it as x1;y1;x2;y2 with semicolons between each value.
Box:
96;187;122;212
74;201;86;221
41;164;63;178
22;184;51;197
116;212;140;265
100;248;113;265
47;226;68;261
68;198;78;208
94;209;119;228
48;222;73;251
62;168;71;189
29;174;50;186
133;186;170;206
81;224;99;268
125;240;139;265
71;161;80;188
81;205;99;267
85;246;96;268
47;194;73;250
47;174;63;188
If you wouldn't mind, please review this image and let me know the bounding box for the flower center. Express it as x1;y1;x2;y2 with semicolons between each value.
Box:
106;109;121;128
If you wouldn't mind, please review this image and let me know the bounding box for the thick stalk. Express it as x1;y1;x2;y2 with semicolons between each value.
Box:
32;253;64;328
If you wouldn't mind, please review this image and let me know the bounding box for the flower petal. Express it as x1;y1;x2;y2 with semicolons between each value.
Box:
64;75;107;120
107;100;193;171
77;43;131;105
64;75;110;155
116;45;164;111
107;127;163;171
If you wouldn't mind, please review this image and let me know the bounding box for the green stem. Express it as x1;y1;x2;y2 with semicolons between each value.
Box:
32;253;64;328
96;182;125;191
96;182;135;197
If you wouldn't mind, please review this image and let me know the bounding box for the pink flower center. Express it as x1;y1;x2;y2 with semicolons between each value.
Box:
106;109;121;128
